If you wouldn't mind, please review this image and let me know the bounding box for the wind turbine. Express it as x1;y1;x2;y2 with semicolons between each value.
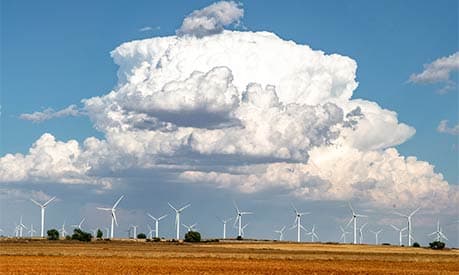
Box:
358;223;367;244
394;207;421;246
60;221;68;238
147;225;155;239
168;202;191;240
130;225;138;239
390;224;407;246
182;223;197;232
339;225;350;243
290;204;309;242
97;195;124;239
306;225;319;242
233;202;253;238
18;216;27;237
72;217;86;230
218;217;233;239
429;219;448;242
346;202;367;244
105;227;110;238
370;229;383;245
28;224;36;237
147;213;167;238
241;223;249;238
30;196;56;237
274;226;286;241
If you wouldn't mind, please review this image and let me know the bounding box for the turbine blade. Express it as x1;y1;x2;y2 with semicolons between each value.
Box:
393;211;408;217
409;207;421;217
43;196;56;207
30;199;43;207
241;211;253;215
168;202;178;212
439;232;448;240
348;202;355;214
178;203;191;212
345;217;353;228
291;203;299;214
112;210;118;226
97;207;111;211
147;213;157;221
158;214;167;220
112;195;124;209
299;212;310;216
390;224;399;231
428;231;436;236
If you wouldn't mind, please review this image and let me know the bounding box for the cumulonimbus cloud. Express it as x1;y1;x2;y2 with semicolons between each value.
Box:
0;2;456;210
177;1;243;38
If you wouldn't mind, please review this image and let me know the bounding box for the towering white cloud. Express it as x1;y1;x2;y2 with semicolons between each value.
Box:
177;1;243;38
0;2;455;209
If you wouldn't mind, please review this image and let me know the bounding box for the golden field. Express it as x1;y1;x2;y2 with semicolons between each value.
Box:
1;239;458;274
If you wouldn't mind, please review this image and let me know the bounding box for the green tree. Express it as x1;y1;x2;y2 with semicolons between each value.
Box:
429;241;445;250
47;229;59;240
71;228;92;242
137;233;146;239
184;231;201;242
412;242;421;247
96;229;103;239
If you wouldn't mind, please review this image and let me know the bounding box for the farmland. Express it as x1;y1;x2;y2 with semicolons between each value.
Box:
1;239;458;274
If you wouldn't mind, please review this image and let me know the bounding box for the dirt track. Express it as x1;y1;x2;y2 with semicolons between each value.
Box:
1;240;458;274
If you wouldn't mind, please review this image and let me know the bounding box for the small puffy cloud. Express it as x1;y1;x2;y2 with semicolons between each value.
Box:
19;104;81;123
177;1;243;38
139;26;160;32
409;52;459;93
437;120;459;135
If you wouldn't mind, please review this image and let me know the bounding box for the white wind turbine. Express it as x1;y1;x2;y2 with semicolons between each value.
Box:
30;196;56;237
60;221;68;238
168;202;191;240
429;219;448;242
370;229;383;245
97;195;124;239
130;225;138;239
394;207;421;246
274;226;286;241
306;225;319;242
18;216;27;237
358;223;367;244
147;213;167;238
390;224;407;246
218;217;233;239
147;225;155;239
105;227;110;238
291;204;309;242
182;223;197;232
233;202;253;238
72;217;85;230
28;224;36;237
346;202;367;244
339;225;350;243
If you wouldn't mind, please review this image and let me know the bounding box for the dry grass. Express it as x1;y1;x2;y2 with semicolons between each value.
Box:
1;240;458;274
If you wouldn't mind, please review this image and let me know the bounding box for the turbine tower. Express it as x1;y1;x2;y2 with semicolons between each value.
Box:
370;229;383;245
274;226;286;241
394;207;420;246
60;221;68;238
241;223;248;238
168;202;191;240
339;225;350;243
147;213;167;238
28;224;36;237
429;219;448;242
233;201;253;238
358;223;367;244
18;216;27;238
130;225;138;239
291;204;309;242
346;202;367;244
97;195;124;239
218;217;233;239
306;225;319;242
182;223;197;232
30;196;56;237
147;225;155;239
390;224;407;246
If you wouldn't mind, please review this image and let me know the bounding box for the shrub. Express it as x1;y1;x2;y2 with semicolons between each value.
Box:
71;228;92;242
236;235;243;240
184;231;201;242
152;237;161;242
137;233;146;239
65;235;72;240
429;241;445;250
412;242;421;247
96;229;103;239
47;229;59;240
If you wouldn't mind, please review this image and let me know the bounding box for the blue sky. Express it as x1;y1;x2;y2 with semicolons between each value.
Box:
1;1;458;244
